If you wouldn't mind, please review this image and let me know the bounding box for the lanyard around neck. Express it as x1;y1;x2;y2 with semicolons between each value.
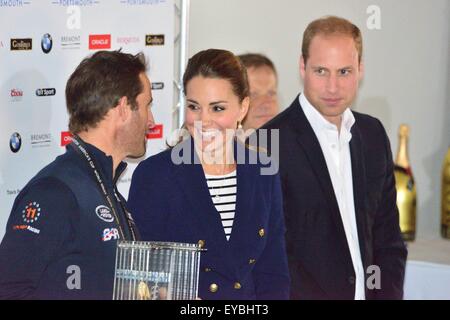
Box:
70;135;137;241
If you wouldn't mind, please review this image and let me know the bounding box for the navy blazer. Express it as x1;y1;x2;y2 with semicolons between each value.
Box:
128;139;290;300
261;95;407;300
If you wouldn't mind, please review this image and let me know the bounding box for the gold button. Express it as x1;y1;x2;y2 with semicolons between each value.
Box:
258;228;265;237
198;240;205;248
209;283;218;293
204;267;212;272
234;282;241;290
249;259;256;264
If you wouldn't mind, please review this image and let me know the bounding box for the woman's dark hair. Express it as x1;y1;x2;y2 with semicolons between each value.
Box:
182;49;249;102
66;50;147;134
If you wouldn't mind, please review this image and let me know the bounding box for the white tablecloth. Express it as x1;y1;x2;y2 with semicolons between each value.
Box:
403;238;450;300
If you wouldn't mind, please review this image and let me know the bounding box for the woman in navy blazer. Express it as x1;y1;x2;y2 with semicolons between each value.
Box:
128;49;289;300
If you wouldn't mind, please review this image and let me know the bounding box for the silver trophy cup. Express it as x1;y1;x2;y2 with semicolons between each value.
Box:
113;241;204;300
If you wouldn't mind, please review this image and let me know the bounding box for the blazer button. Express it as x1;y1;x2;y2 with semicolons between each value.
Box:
198;240;205;248
348;276;355;285
204;267;212;272
209;283;218;293
258;228;265;237
248;258;256;264
234;282;242;290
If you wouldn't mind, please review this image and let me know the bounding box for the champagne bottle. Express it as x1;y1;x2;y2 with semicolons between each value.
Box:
441;147;450;239
394;124;417;241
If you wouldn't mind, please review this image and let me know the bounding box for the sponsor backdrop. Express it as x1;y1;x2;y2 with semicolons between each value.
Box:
0;0;174;241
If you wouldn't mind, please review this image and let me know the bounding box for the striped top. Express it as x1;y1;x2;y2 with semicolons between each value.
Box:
205;170;237;241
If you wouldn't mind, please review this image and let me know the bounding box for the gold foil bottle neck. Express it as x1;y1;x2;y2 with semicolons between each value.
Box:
394;124;416;241
396;124;411;169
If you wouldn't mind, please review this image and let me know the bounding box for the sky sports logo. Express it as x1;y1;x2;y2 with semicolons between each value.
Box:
89;34;111;50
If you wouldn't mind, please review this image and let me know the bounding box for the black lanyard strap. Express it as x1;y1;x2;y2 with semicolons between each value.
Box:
70;135;138;241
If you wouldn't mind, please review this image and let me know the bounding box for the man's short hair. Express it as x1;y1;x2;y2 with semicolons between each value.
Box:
66;50;147;134
238;53;277;76
302;16;363;65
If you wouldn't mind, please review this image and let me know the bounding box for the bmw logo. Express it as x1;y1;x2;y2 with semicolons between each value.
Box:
41;33;52;54
9;132;22;153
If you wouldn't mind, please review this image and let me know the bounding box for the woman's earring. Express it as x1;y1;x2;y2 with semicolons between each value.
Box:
237;121;243;129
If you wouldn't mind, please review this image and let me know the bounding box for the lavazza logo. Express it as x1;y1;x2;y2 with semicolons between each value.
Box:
10;38;32;51
36;88;56;96
89;34;111;50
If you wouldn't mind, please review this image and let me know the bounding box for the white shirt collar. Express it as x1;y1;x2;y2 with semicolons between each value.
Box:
299;93;355;143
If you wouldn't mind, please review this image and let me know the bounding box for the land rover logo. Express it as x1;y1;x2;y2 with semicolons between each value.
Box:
95;205;114;223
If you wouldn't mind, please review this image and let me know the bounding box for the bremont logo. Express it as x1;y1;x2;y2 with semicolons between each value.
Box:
145;34;164;46
11;38;32;51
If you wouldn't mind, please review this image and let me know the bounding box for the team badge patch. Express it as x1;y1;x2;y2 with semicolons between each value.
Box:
22;202;41;223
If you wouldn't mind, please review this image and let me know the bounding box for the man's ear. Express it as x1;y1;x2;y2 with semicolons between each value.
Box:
116;96;130;122
299;55;306;80
358;60;365;81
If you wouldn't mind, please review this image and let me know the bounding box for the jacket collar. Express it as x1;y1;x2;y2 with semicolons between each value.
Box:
67;138;128;188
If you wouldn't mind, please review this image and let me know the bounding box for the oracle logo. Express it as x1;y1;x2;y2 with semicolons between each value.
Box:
146;124;163;139
89;34;111;50
60;131;73;146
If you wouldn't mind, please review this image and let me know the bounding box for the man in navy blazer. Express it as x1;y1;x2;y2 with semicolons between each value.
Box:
261;16;407;299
